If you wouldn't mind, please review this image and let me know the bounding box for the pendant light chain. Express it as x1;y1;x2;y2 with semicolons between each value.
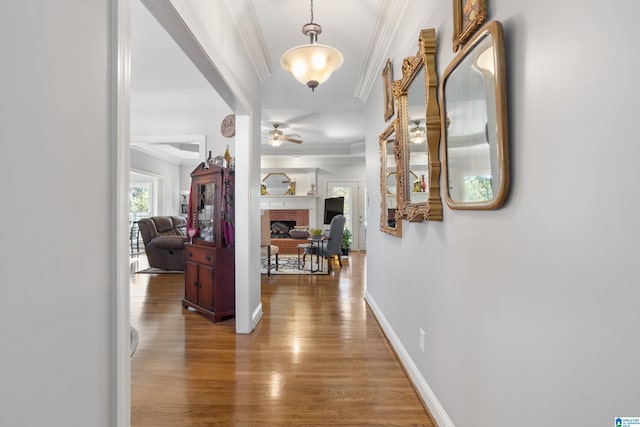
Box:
310;0;314;24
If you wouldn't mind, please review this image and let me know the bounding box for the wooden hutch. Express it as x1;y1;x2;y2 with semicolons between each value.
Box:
183;163;235;322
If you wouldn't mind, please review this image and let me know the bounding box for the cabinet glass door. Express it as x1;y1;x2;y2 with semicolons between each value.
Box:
194;182;216;243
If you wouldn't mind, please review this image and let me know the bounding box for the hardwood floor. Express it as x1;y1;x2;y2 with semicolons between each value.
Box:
130;252;435;426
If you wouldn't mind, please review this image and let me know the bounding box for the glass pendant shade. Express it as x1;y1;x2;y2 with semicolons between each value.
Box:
281;44;343;90
409;122;426;144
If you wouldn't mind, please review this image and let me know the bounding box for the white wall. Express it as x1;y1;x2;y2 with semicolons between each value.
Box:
365;1;640;426
131;149;183;215
0;1;115;425
131;88;233;158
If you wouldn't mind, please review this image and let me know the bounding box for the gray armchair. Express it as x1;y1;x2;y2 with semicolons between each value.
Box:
304;214;346;272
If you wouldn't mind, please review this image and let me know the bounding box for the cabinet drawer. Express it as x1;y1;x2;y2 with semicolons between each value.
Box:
185;245;215;266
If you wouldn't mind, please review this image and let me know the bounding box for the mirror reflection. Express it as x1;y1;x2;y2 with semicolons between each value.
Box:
406;66;428;205
263;172;292;195
441;21;509;209
379;121;401;237
386;172;397;195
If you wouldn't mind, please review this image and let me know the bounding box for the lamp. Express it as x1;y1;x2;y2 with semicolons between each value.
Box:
268;138;284;147
475;46;495;75
409;120;426;144
280;0;343;92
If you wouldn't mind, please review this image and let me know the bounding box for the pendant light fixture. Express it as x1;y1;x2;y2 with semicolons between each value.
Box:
280;0;343;92
409;120;426;144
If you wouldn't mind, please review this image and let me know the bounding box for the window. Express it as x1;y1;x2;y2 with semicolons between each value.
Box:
463;174;493;202
129;182;152;222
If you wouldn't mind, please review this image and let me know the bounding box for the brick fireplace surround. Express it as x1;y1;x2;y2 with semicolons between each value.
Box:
269;209;309;254
261;195;318;254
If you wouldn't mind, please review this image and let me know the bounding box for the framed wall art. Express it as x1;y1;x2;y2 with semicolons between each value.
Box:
452;0;487;52
382;59;394;122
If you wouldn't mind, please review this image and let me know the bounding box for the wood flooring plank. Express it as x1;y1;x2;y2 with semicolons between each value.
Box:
131;252;435;426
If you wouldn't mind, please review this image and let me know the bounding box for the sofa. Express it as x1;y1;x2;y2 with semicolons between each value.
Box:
137;216;187;271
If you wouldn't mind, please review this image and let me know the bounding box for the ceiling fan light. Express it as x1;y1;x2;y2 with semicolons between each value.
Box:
268;138;284;147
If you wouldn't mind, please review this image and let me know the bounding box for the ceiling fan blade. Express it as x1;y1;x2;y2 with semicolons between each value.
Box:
282;136;303;144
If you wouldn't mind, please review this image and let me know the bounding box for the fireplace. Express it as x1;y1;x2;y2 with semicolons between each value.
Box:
270;220;296;238
260;197;318;230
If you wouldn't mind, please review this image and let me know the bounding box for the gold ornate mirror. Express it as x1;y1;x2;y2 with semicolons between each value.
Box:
441;21;509;210
379;120;401;237
395;28;442;222
263;172;292;195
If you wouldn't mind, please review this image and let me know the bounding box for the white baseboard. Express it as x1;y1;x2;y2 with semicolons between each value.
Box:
251;302;263;331
365;291;455;427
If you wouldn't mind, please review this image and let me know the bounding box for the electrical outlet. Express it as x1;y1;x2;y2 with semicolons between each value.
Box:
419;329;426;353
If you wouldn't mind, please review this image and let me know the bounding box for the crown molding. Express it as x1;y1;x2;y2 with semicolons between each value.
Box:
131;134;207;166
353;0;410;103
223;0;272;81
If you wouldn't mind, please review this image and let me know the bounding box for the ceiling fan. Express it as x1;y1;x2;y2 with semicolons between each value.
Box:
266;123;303;146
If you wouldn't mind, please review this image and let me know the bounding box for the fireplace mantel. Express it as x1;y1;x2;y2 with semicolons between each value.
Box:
260;195;318;229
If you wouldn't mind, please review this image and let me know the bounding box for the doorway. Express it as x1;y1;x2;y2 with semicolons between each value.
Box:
326;181;366;251
119;1;258;424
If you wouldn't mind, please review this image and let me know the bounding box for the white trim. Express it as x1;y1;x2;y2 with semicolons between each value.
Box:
365;291;456;427
251;302;264;331
157;0;250;113
223;0;272;81
232;113;259;334
114;0;131;425
131;134;207;165
353;0;411;102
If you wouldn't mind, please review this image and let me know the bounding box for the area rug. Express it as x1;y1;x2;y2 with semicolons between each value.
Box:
261;255;328;275
135;267;184;274
130;326;139;357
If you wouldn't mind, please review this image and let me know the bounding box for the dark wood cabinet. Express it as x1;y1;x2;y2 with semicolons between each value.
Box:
182;163;235;323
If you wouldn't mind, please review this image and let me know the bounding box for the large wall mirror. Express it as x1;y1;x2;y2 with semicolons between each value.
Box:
379;120;401;237
395;28;442;222
440;20;510;210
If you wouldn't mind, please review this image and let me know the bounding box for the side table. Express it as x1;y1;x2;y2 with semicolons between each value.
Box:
297;238;326;273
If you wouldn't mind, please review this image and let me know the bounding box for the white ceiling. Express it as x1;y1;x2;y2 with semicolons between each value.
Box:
131;0;408;161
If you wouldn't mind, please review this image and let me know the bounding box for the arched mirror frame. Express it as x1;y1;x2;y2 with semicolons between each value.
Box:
440;20;510;210
379;120;402;237
394;28;442;222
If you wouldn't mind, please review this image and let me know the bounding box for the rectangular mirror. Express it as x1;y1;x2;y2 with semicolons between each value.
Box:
395;28;443;222
379;120;401;237
440;21;510;210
